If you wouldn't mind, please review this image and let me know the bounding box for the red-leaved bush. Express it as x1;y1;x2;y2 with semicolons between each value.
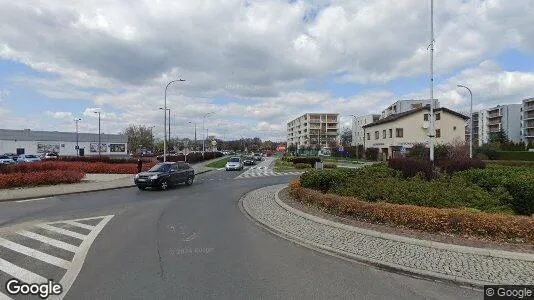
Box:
0;170;85;188
0;161;156;174
288;179;534;244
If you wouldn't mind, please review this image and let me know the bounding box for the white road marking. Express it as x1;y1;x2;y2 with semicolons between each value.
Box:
0;257;47;283
16;197;53;203
17;230;78;252
62;220;96;231
0;237;71;269
38;224;86;240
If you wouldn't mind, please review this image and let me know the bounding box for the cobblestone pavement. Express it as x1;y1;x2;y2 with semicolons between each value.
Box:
242;184;534;287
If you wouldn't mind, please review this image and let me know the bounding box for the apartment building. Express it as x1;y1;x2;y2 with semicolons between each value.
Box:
471;110;489;146
287;113;339;149
352;114;381;146
362;107;468;159
380;99;440;119
485;104;522;143
522;97;534;145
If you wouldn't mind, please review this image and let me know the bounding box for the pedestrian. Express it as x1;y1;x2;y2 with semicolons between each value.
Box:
137;158;142;173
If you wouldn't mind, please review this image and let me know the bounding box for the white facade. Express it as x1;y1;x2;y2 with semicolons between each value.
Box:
381;99;440;119
363;107;468;158
351;114;380;146
471;110;489;146
287;113;339;149
522;97;534;145
0;129;128;156
471;104;522;145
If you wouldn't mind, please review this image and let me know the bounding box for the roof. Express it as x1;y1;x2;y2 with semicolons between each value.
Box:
0;129;127;143
362;107;468;128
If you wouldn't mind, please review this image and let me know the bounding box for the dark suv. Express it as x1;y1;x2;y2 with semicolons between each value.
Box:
134;162;195;190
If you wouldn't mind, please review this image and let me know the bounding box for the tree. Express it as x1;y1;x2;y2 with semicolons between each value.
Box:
489;128;509;145
340;127;352;147
123;125;155;154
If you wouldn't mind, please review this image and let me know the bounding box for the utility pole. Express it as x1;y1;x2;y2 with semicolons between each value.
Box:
94;111;101;156
428;0;435;162
163;79;185;162
75;118;81;156
458;85;473;158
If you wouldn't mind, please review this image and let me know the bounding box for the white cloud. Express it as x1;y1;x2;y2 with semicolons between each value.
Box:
45;111;73;120
0;88;10;101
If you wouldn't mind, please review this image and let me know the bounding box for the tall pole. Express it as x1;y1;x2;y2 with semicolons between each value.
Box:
202;112;214;154
75;118;81;156
93;111;101;156
458;85;473;158
168;109;171;150
428;0;435;162
163;79;185;162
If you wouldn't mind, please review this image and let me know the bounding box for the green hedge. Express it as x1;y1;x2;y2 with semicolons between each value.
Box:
485;160;534;168
496;151;534;161
299;163;533;215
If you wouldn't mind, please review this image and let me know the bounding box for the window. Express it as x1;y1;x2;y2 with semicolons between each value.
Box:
388;129;392;138
382;130;386;138
367;133;370;140
424;114;429;121
374;131;379;139
436;113;441;120
396;128;403;138
453;126;457;131
436;129;441;138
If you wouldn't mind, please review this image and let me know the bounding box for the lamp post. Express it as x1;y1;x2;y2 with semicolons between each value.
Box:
163;79;185;162
160;107;171;152
202;112;215;154
458;84;473;158
75;118;81;156
428;0;435;162
93;111;101;156
188;121;197;150
349;114;357;157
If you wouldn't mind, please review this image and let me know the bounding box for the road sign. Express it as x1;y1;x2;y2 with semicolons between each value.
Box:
338;147;344;152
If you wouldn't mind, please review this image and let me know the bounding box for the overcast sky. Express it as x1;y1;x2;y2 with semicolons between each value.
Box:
1;0;533;141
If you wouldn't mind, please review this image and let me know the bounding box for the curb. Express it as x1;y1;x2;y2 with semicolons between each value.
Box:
274;186;534;262
239;188;486;289
0;169;214;203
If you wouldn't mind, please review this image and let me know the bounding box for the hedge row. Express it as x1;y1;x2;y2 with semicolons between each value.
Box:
0;161;156;174
387;157;485;179
485;160;534;168
53;156;153;163
288;179;534;244
496;151;534;161
0;170;85;189
156;151;223;163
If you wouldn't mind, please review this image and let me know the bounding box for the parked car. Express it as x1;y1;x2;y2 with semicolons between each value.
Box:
134;162;195;190
243;156;255;166
225;157;244;171
3;153;18;162
17;154;41;163
42;152;59;159
0;155;16;165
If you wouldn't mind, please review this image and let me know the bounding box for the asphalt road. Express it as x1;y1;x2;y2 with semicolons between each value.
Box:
0;167;480;299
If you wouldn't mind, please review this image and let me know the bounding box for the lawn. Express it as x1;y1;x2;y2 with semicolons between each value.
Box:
205;157;230;168
274;159;312;172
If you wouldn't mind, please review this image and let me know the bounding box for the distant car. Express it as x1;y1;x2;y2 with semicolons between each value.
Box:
0;155;15;165
225;157;244;171
243;157;255;166
134;162;195;190
253;154;262;161
3;153;18;162
42;152;59;159
17;154;41;163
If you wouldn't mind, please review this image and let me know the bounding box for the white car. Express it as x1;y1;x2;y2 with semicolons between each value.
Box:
225;157;244;171
17;154;41;163
42;152;59;159
0;155;15;165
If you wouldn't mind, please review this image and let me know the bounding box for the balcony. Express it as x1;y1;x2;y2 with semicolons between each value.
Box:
488;120;502;126
524;105;534;112
524;112;534;120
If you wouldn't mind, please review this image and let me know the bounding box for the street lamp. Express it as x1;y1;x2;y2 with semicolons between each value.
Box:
163;78;185;162
159;107;171;152
188;121;197;150
93;111;101;156
457;84;473;158
202;112;215;154
74;118;81;156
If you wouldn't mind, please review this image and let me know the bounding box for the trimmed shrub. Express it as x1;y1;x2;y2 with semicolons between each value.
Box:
406;143;429;159
496;151;534;161
388;157;436;180
0;170;85;188
294;163;310;169
324;163;338;169
56;156;152;164
0;161;156;174
485;160;534;168
475;144;499;160
288;181;534;243
437;157;485;175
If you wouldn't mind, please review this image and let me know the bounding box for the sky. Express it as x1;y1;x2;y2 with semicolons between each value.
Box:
0;0;533;142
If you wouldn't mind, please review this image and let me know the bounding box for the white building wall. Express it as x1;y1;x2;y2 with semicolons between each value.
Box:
0;140;127;156
352;114;380;146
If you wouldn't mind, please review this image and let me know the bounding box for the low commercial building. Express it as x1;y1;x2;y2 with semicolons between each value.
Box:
287;113;339;149
352;114;380;146
362;107;469;158
0;129;128;156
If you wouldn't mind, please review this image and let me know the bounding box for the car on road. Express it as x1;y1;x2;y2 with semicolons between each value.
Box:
16;154;41;163
252;154;263;161
134;162;195;190
0;155;16;165
41;152;59;159
225;157;244;171
243;156;255;166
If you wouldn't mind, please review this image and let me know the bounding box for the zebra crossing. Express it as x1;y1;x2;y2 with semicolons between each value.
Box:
234;165;303;179
0;215;114;299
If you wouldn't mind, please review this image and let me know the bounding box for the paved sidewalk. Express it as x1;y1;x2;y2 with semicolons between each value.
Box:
241;184;534;287
0;157;222;202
